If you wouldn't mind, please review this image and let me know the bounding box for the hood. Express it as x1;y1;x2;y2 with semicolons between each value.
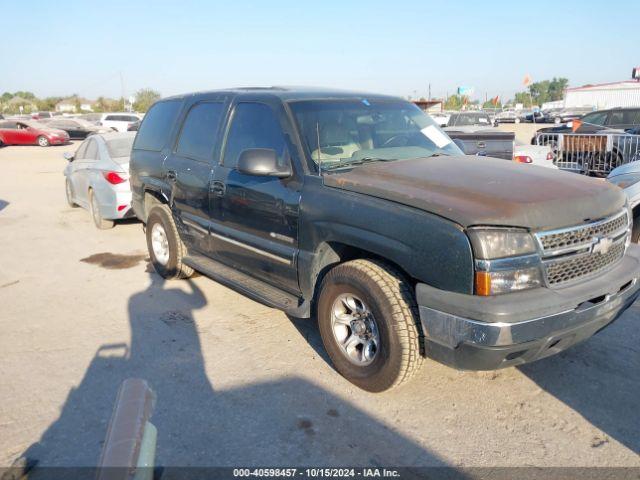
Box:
322;155;626;231
609;160;640;178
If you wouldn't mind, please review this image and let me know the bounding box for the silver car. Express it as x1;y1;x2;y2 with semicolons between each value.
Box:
608;160;640;242
63;132;136;229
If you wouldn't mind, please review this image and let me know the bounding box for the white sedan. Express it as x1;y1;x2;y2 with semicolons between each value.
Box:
512;140;557;169
63;132;136;229
608;160;640;242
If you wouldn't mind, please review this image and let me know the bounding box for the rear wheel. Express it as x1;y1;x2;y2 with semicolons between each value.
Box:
65;179;78;207
88;189;114;229
37;136;50;147
317;259;424;392
146;205;193;279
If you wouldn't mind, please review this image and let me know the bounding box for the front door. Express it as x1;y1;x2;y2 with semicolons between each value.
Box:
209;101;301;293
164;99;227;255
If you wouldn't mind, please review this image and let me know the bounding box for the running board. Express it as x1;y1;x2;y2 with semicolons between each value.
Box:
183;253;308;316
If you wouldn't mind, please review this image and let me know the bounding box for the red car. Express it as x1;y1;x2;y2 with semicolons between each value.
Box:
0;120;70;147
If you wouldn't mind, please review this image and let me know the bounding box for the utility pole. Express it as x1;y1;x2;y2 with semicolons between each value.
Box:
428;83;431;101
120;71;126;112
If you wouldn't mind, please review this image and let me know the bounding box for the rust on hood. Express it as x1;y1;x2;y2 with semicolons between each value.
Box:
322;156;626;231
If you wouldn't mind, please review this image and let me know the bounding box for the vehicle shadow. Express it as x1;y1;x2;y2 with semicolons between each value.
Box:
11;272;460;478
519;305;640;454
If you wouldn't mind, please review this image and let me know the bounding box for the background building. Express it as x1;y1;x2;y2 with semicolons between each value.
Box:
564;81;640;109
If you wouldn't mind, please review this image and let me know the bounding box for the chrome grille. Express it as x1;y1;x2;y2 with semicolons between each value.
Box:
535;209;629;287
538;211;628;251
544;240;626;285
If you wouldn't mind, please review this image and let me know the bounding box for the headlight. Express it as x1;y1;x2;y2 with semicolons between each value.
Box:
467;228;537;259
608;173;640;190
468;227;542;296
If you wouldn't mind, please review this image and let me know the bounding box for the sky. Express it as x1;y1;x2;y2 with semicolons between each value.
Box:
1;0;638;102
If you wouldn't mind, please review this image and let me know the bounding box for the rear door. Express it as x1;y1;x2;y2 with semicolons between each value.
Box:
164;97;228;255
209;100;301;293
69;140;91;206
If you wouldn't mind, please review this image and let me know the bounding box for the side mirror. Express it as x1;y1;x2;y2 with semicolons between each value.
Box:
237;148;291;178
63;152;74;162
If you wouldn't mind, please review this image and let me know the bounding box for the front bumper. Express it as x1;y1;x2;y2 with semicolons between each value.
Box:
417;244;640;370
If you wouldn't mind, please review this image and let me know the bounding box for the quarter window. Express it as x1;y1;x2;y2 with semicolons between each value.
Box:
133;100;181;152
176;102;225;161
85;140;98;160
223;103;286;169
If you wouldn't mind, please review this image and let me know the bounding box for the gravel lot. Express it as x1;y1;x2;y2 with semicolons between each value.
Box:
0;126;638;470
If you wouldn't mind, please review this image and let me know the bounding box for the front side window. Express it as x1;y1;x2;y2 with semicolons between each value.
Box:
176;102;224;161
582;112;607;126
134;100;181;152
223;103;286;169
290;99;462;172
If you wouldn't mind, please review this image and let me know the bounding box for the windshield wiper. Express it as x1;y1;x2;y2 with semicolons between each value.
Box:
323;157;391;170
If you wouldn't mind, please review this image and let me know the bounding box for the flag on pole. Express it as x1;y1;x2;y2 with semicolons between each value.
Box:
491;95;500;106
523;74;533;87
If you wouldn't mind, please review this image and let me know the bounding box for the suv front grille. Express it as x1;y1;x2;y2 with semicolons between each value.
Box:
536;210;629;287
538;211;628;252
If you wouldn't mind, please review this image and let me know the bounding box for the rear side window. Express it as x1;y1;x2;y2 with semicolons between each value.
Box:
85;139;99;160
134;100;181;152
223;103;286;169
176;102;225;161
105;115;118;121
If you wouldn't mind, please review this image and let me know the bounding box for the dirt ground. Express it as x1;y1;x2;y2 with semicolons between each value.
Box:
0;127;638;470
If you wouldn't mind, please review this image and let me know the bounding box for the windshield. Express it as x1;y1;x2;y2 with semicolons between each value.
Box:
289;100;462;172
448;113;492;126
106;136;135;160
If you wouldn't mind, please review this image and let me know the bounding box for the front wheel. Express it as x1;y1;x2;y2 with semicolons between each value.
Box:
37;136;50;147
146;205;193;279
65;179;78;207
317;259;424;392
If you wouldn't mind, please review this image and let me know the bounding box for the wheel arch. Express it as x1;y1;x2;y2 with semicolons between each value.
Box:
306;241;415;315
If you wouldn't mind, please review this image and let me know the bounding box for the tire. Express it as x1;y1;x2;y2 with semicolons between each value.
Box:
633;215;640;244
316;259;424;392
37;136;50;147
146;204;194;279
88;189;114;229
65;179;78;208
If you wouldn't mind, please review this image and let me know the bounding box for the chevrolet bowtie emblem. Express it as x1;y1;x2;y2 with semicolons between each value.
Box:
591;236;613;255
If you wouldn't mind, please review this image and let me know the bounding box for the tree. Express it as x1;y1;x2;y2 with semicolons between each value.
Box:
36;97;63;111
444;94;469;110
133;88;161;112
527;77;568;105
482;99;502;109
513;92;533;107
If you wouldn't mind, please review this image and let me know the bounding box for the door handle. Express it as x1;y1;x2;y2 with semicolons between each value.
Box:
210;180;226;196
166;170;177;182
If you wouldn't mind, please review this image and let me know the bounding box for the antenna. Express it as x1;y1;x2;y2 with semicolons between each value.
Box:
316;121;322;175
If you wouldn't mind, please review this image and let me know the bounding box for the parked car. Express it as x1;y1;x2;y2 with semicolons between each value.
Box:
98;113;142;132
78;113;103;124
548;107;595;125
31;111;53;120
513;140;556;168
130;87;639;392
0;114;3;120
443;126;514;160
64;132;136;229
45;118;111;139
0;120;69;147
494;109;519;124
608;161;640;242
127;120;141;131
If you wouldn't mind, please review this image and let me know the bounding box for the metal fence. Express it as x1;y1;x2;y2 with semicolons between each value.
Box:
534;132;640;175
